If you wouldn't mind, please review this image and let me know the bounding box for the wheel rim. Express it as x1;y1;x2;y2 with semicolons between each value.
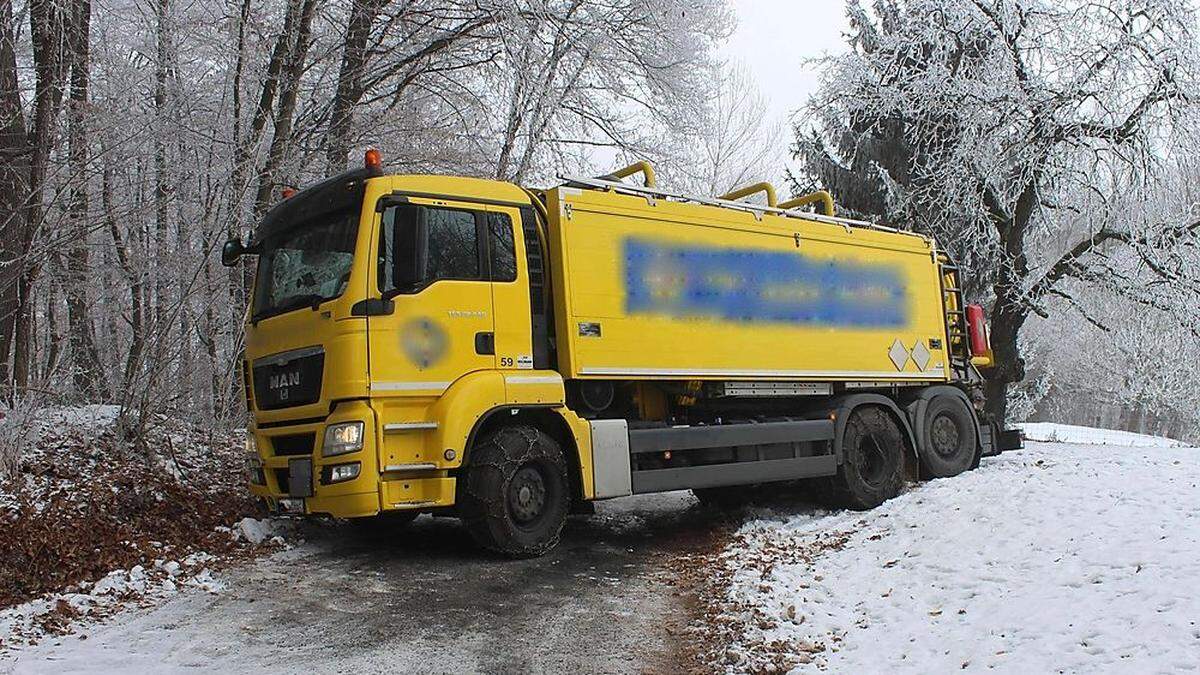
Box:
508;464;548;527
930;414;961;458
856;434;888;488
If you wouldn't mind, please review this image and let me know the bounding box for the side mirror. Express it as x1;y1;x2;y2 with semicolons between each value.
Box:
221;237;246;267
390;205;428;289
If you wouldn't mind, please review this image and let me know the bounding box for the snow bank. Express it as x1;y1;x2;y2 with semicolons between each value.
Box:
0;554;226;651
711;441;1200;672
1018;422;1185;448
230;517;288;546
0;402;299;652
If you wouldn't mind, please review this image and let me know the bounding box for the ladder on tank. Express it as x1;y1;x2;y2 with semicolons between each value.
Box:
937;252;973;379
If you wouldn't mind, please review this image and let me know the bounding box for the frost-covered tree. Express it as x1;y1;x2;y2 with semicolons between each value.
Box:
485;0;730;185
0;0;733;443
663;62;785;197
795;0;1200;423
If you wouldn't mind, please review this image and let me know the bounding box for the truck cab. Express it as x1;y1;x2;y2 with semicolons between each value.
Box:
230;154;591;556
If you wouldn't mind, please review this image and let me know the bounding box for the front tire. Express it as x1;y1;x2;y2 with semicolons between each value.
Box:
460;426;570;558
831;406;905;510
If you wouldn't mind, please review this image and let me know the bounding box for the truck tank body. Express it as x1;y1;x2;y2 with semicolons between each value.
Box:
543;186;950;383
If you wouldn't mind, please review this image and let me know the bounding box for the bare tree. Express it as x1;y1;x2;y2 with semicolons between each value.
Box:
63;0;106;400
0;0;735;450
325;0;391;174
0;0;28;398
487;0;731;184
664;62;784;197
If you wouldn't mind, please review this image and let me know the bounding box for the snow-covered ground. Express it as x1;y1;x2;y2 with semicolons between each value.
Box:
711;440;1200;672
0;518;289;651
0;405;271;651
1018;422;1188;448
7;419;1199;673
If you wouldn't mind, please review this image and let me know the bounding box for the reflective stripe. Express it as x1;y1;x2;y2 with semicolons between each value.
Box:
505;375;562;385
384;422;438;432
370;381;451;392
577;367;945;379
383;463;438;472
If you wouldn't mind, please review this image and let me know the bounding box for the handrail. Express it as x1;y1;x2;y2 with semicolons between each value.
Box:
778;190;835;217
598;161;656;187
558;174;930;243
718;182;777;208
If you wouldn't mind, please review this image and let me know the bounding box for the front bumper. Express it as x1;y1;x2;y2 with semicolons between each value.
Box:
246;400;457;518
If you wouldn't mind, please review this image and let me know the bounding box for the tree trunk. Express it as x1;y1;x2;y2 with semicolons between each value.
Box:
14;0;71;395
11;271;35;392
980;180;1036;427
65;0;106;400
230;0;251;147
325;0;386;175
226;0;303;320
0;0;28;398
152;0;171;337
43;273;62;383
253;0;318;221
983;297;1028;425
103;154;144;395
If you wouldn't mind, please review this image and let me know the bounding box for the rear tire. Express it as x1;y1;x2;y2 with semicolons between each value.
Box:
460;425;570;558
831;406;904;510
919;395;978;478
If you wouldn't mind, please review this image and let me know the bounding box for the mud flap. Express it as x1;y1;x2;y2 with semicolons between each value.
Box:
999;428;1024;451
980;422;1024;457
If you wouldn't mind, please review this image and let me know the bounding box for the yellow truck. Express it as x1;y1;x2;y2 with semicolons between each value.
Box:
223;152;1019;557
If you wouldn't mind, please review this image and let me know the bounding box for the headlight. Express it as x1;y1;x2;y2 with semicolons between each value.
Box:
322;421;364;457
324;462;361;484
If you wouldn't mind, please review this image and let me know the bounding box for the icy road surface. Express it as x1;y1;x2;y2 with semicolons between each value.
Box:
716;441;1200;672
2;492;720;674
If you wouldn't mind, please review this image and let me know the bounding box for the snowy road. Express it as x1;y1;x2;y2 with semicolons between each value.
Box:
9;436;1199;674
3;492;722;674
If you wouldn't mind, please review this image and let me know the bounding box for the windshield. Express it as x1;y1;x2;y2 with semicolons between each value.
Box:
253;209;359;320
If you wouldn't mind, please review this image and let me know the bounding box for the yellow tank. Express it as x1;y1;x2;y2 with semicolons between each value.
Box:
543;181;951;384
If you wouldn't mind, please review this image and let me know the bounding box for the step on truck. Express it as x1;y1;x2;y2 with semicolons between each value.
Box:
223;152;1022;557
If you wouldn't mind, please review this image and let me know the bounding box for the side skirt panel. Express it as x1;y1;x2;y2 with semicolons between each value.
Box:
631;455;837;494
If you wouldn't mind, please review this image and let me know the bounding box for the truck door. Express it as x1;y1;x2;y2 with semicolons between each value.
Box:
485;204;534;371
368;199;495;396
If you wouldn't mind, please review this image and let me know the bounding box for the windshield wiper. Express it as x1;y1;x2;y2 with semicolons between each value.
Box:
252;294;325;322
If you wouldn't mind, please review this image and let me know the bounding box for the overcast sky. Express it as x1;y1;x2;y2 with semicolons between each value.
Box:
720;0;850;126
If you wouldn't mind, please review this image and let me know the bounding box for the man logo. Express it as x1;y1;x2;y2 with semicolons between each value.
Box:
269;371;300;400
401;317;448;370
269;372;300;389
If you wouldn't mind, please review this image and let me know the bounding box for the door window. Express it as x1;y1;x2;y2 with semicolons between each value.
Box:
487;212;517;283
378;206;483;294
427;209;481;281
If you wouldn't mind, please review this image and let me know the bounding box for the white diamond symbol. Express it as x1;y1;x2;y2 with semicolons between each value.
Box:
911;340;931;371
888;338;910;371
